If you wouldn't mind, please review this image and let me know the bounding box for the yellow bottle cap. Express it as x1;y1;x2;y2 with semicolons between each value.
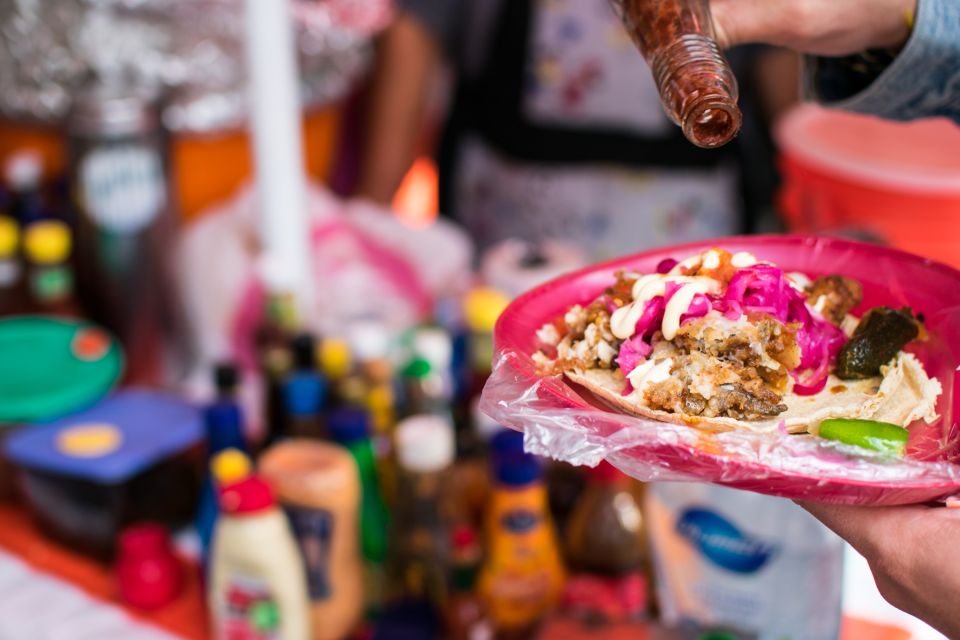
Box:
0;216;18;258
319;338;352;380
463;287;510;333
24;220;71;265
211;448;252;485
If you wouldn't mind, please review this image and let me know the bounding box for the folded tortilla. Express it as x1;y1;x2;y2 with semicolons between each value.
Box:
566;352;941;434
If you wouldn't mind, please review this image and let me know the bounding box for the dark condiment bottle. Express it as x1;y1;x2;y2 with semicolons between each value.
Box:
68;86;187;383
445;525;492;640
387;415;456;608
0;215;27;316
563;461;650;622
196;362;249;566
610;0;741;148
257;288;299;446
4;150;47;227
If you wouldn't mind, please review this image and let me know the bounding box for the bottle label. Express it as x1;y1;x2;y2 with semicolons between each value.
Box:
31;267;72;302
500;508;541;534
563;572;648;620
284;504;335;601
79;144;165;234
222;574;281;640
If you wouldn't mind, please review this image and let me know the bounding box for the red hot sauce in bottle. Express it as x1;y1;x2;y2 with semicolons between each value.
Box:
611;0;741;148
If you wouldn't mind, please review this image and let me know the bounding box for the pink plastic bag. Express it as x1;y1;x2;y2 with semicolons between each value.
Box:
480;235;960;505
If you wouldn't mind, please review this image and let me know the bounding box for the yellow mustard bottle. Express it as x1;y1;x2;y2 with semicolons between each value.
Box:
478;453;566;636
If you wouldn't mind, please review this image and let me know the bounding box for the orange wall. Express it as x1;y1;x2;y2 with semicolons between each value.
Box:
0;105;342;221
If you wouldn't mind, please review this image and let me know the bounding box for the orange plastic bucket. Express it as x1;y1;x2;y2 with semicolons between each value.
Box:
776;104;960;268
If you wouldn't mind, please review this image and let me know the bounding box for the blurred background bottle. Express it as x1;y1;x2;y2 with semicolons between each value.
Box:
259;440;364;640
478;453;566;638
329;407;390;617
23;220;78;317
67;85;188;383
387;415;456;609
563;462;650;622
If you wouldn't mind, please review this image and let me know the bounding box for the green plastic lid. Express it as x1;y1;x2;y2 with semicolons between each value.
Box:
0;316;123;423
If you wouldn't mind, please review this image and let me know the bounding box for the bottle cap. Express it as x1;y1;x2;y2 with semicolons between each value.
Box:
319;337;352;379
463;287;510;333
24;220;71;265
211;448;251;485
0;215;19;258
213;362;238;395
395;415;454;473
282;373;326;416
588;460;624;484
495;452;542;487
328;407;371;444
490;428;525;460
346;319;390;362
291;333;317;369
412;327;452;369
218;475;275;514
3;150;43;189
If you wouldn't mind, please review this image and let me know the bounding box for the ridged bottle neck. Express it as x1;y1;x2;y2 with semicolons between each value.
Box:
651;34;741;148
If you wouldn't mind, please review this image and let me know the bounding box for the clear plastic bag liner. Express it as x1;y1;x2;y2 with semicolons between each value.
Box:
480;236;960;505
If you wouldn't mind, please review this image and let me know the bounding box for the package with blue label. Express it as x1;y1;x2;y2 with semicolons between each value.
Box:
5;389;204;560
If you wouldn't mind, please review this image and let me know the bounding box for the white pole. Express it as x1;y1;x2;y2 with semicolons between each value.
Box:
243;0;312;308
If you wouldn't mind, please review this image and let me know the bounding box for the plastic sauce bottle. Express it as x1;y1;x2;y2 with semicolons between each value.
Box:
196;363;249;567
329;407;390;615
208;449;310;640
387;415;456;608
610;0;741;148
563;462;650;621
259;440;365;640
445;525;492;640
23;220;78;316
478;453;566;637
256;278;299;446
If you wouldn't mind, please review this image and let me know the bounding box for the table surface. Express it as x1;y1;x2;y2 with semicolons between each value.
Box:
0;504;913;640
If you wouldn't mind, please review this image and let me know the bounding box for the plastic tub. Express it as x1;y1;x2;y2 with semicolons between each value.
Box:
776;105;960;268
5;390;203;560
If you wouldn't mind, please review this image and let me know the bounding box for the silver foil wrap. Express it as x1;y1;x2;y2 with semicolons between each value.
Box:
0;0;390;133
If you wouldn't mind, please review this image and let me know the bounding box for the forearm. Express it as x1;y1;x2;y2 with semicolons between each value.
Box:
355;13;439;205
805;0;960;122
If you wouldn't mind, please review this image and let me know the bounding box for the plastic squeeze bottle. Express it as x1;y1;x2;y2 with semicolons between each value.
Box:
478;453;566;637
610;0;741;148
329;408;390;614
259;440;365;640
208;449;310;640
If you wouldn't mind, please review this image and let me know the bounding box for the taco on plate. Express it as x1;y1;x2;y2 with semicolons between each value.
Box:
534;248;941;437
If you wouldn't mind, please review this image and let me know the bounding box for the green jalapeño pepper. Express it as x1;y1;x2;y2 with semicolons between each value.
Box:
818;418;909;457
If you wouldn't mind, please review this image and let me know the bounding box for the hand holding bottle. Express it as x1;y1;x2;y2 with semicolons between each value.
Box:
709;0;917;55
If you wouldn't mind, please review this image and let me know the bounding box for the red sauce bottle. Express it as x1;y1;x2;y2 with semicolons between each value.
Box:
116;523;183;610
611;0;741;148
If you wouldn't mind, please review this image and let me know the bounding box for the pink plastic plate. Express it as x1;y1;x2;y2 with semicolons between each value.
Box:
484;235;960;505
